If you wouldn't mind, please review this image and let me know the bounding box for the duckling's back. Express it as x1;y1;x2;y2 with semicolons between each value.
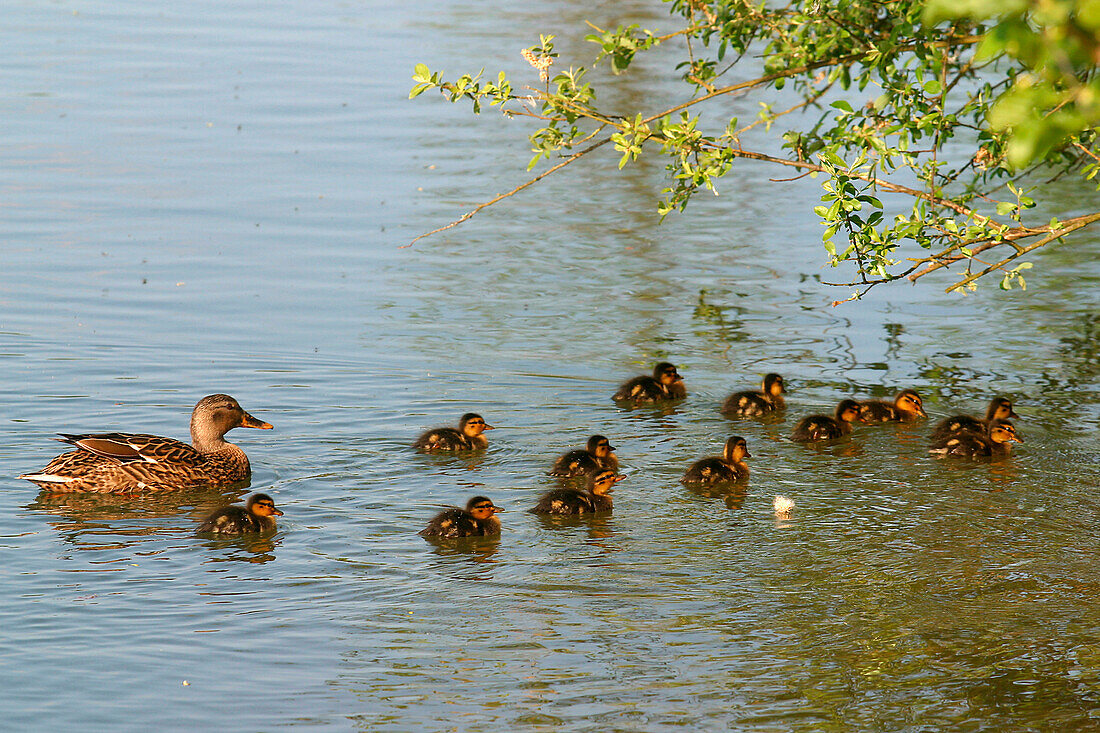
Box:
530;488;601;515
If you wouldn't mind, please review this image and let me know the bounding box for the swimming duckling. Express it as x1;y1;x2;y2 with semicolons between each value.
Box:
722;373;786;416
929;397;1019;442
859;389;926;423
549;435;619;477
681;436;751;486
791;399;863;442
19;394;273;493
929;419;1022;458
196;493;283;534
419;495;503;538
530;469;624;515
612;362;685;404
414;413;494;451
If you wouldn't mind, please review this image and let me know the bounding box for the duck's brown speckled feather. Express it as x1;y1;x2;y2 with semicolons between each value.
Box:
31;438;250;494
20;394;269;494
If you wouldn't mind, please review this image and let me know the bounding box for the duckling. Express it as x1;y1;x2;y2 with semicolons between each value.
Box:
929;419;1023;458
859;389;926;423
681;436;751;486
18;394;273;493
549;435;619;477
612;362;685;404
722;373;786;416
414;413;494;451
419;495;503;538
530;469;624;515
197;493;283;534
930;397;1019;441
791;399;863;442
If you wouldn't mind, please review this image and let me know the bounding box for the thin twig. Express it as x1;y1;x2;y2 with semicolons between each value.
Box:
403;138;612;248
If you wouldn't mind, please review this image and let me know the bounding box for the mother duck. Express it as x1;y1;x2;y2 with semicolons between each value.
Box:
19;394;273;493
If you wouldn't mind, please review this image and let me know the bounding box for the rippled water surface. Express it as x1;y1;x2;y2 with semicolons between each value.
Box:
4;1;1100;730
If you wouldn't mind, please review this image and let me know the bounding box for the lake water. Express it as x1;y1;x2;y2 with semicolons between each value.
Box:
3;1;1100;730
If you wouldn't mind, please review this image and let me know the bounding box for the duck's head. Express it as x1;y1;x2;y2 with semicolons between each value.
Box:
723;435;751;462
460;413;494;438
989;420;1023;444
988;397;1019;421
894;389;926;417
763;373;785;398
587;469;625;496
586;434;616;458
246;493;283;517
192;394;273;444
835;399;863;424
465;495;503;520
653;362;682;386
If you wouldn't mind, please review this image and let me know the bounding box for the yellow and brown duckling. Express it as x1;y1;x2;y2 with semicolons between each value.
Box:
722;373;786;417
791;399;863;442
18;394;273;494
930;396;1019;442
612;362;685;404
859;389;926;423
549;435;619;477
530;468;624;515
929;419;1022;458
197;493;283;534
681;436;751;486
418;495;503;538
414;413;494;451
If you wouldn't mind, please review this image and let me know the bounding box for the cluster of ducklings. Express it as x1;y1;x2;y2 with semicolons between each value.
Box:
15;367;1022;538
417;362;1023;539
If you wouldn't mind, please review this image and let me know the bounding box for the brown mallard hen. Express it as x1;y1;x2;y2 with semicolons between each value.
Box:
18;394;273;493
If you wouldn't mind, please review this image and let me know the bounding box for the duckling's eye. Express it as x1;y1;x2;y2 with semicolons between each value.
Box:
473;503;493;510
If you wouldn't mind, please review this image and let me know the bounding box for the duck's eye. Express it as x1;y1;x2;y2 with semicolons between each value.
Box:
473;503;493;511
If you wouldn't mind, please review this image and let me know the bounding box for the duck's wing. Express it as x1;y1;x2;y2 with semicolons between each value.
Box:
57;433;201;465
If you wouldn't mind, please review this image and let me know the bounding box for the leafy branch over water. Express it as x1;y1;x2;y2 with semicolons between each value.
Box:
410;1;1100;302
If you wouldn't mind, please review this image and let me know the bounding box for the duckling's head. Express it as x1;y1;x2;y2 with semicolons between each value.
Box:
587;469;625;496
763;373;785;397
654;362;682;386
894;389;926;417
192;394;273;445
988;397;1019;421
586;435;615;458
460;413;494;438
835;399;863;424
465;495;503;520
246;493;283;518
723;436;751;462
989;420;1023;444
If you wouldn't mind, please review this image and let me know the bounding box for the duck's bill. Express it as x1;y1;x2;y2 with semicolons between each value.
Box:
241;413;274;429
